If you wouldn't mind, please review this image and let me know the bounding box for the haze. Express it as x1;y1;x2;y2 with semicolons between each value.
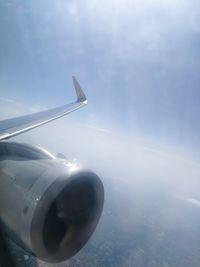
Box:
1;0;200;266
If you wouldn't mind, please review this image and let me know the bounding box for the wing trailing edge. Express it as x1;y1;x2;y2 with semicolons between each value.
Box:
0;77;87;140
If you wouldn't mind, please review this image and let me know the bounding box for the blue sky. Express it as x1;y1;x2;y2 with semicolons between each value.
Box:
2;3;200;265
1;0;200;156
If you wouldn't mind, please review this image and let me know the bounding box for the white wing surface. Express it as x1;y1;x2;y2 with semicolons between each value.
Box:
0;76;87;140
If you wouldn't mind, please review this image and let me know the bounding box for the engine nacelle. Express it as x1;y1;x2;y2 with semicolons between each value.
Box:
0;141;104;263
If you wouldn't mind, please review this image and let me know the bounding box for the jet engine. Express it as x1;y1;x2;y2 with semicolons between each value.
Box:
0;141;104;263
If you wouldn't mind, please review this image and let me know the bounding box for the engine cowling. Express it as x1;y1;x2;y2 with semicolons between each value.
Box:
0;141;104;263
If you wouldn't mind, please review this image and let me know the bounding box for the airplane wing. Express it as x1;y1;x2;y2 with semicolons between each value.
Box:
0;76;87;141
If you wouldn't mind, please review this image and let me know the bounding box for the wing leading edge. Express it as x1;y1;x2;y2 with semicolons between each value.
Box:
0;76;87;140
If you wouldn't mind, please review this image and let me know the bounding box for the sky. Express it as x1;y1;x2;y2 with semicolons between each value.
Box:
1;0;200;157
0;0;200;154
1;1;200;266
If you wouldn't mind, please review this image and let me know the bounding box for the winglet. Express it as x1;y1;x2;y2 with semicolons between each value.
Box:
72;76;87;104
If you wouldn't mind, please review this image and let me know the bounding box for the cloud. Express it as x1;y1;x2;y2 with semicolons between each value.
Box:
178;196;200;208
1;0;200;191
0;99;48;120
12;113;200;196
0;97;16;104
83;123;111;134
0;98;26;120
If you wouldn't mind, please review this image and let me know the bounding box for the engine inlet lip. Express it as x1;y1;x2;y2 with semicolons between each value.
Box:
30;170;104;263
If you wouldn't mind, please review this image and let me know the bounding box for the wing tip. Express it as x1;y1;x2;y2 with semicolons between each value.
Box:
72;76;87;104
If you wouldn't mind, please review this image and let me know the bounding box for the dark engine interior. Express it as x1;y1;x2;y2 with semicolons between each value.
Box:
43;178;96;253
31;174;104;263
